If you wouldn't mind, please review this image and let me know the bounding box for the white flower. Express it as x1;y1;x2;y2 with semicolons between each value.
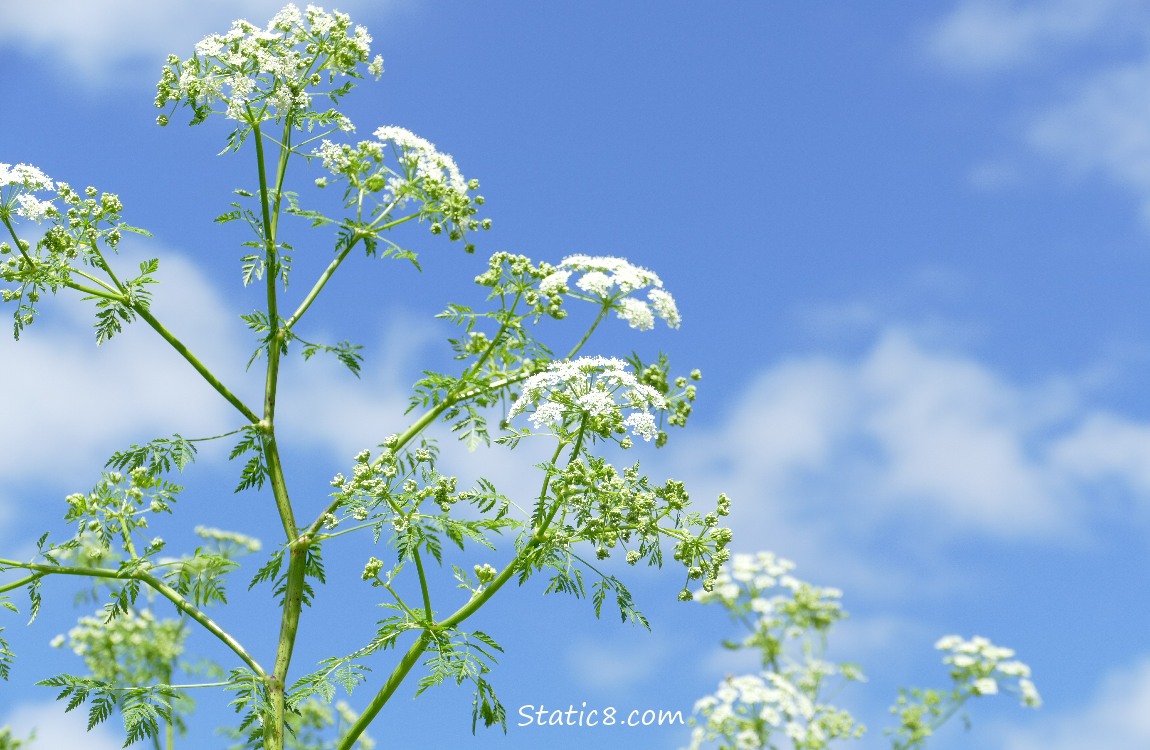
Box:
575;270;612;296
934;635;962;651
555;255;681;329
616;297;655;331
528;401;564;429
0;162;55;193
648;288;681;328
506;356;665;441
561;255;662;292
972;677;998;695
194;34;225;58
539;270;571;295
1019;678;1042;707
998;660;1031;677
623;412;657;441
14;192;55;222
269;4;303;31
373;125;467;193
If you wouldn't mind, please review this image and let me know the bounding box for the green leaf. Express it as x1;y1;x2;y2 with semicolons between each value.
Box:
0;629;14;681
106;433;198;476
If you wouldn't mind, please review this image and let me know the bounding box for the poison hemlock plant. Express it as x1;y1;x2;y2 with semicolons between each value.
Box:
0;5;730;749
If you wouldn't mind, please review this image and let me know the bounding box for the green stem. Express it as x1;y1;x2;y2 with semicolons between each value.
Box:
86;237;125;291
284;238;358;330
69;267;121;296
263;432;298;540
61;278;127;303
267;540;309;750
132;304;260;423
0;560;265;678
565;304;609;359
284;210;418;331
0;571;44;595
335;633;431;750
412;546;433;619
336;427;584;749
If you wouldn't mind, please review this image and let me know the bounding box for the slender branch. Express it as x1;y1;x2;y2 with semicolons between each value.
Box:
565;303;609;359
86;238;125;291
132;304;260;423
335;633;431;750
412;546;433;619
61;278;127;303
284;210;418;331
0;559;266;678
284;236;358;330
68;267;121;296
0;571;44;595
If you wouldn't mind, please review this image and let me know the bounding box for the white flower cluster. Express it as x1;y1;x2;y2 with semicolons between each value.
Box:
52;608;183;666
935;634;1041;707
373;126;467;194
314;126;467;203
507;356;666;441
687;670;860;750
697;550;798;603
0;162;56;223
194;524;262;554
539;255;681;330
688;672;822;750
685;552;863;750
161;3;381;125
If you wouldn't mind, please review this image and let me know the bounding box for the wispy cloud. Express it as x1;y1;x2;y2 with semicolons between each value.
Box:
1028;60;1150;221
3;701;123;750
926;0;1139;74
1000;657;1150;749
927;1;1150;222
0;245;243;488
0;1;396;85
663;326;1150;591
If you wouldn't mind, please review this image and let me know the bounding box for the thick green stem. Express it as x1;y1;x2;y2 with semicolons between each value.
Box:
266;540;309;750
251;115;308;750
263;431;299;540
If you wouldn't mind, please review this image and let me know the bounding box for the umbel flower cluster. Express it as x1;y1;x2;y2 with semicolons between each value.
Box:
155;4;381;127
474;251;680;330
507;356;667;442
0;163;56;223
685;553;1041;750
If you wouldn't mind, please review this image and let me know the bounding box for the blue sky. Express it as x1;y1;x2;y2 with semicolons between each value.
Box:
2;1;1150;748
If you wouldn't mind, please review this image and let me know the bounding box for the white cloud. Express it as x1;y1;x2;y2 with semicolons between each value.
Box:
664;326;1150;594
1028;60;1150;221
927;0;1136;73
1001;658;1150;750
0;0;398;85
0;246;244;488
1050;412;1150;493
3;701;123;750
927;1;1150;224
